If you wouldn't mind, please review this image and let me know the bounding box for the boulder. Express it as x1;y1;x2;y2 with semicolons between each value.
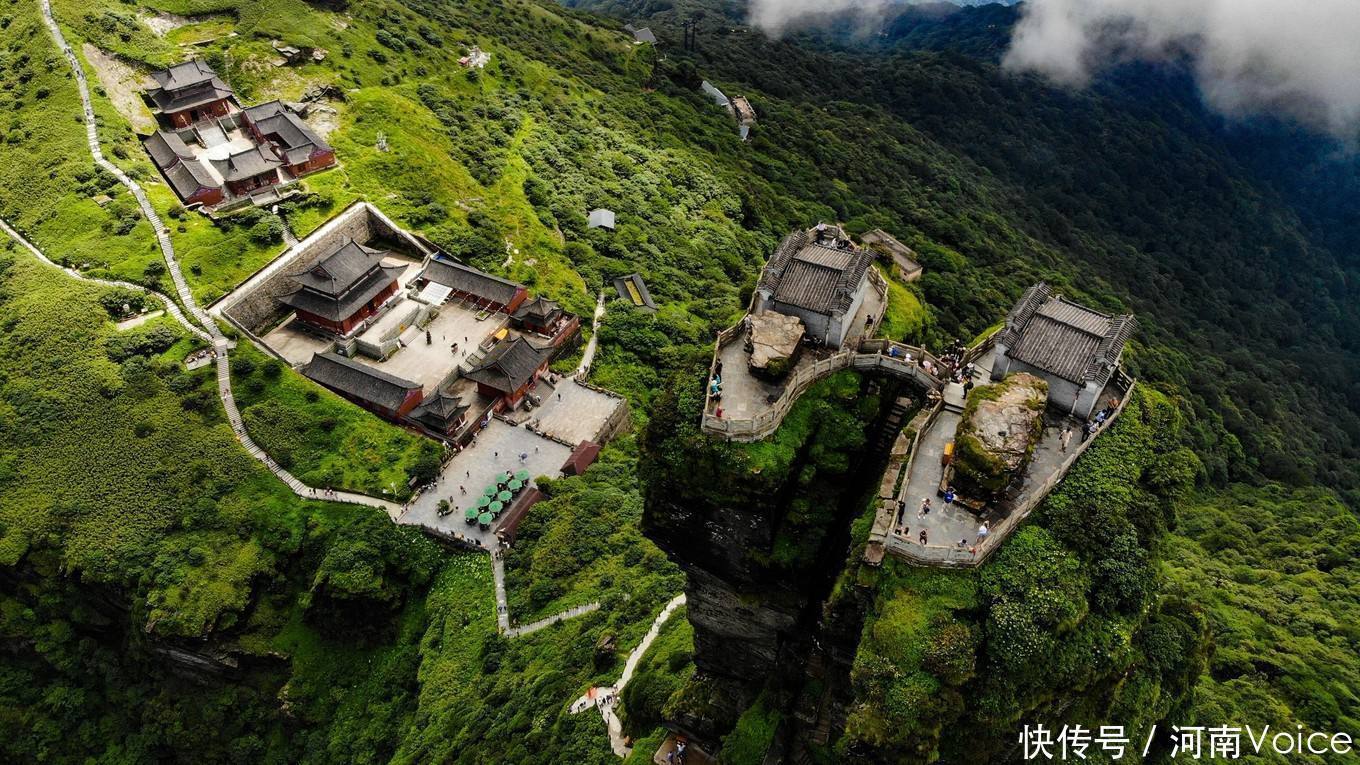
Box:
952;372;1047;497
747;312;804;379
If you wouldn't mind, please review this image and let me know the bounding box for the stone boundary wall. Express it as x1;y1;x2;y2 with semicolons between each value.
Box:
882;379;1136;568
701;341;945;441
219;201;433;334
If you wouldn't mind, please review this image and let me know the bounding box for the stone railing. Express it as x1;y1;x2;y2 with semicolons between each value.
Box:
701;345;947;442
864;400;943;565
882;380;1136;568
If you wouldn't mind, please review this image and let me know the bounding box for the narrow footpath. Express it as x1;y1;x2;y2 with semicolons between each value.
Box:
569;593;688;757
40;0;603;637
575;290;606;378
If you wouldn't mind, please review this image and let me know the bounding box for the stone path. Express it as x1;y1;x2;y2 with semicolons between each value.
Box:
40;0;598;640
39;0;399;519
569;593;688;757
575;290;606;379
489;530;601;637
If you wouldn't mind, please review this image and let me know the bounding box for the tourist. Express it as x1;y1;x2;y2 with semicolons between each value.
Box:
918;497;931;518
943;486;957;506
976;521;989;545
958;538;968;548
1060;425;1072;452
919;529;929;545
963;379;974;397
714;406;723;418
895;500;907;528
460;485;466;494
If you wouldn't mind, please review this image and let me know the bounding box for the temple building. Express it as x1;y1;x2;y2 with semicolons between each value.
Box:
413;257;528;313
410;389;472;438
140;130;223;207
754;224;873;348
241;101;336;176
146;59;235;128
463;337;552;411
300;352;423;419
279;239;404;335
511;296;569;337
211;145;283;196
991;283;1137;418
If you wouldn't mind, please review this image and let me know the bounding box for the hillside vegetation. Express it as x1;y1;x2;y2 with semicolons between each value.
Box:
0;0;1355;761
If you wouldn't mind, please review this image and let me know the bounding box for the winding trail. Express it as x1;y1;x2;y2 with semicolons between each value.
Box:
575;290;606;379
491;553;601;637
570;593;688;757
38;0;399;517
38;0;609;636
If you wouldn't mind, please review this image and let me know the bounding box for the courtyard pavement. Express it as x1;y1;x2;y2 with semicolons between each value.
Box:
527;378;625;445
399;418;573;543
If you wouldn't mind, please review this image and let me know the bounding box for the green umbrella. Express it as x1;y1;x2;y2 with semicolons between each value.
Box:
499;471;512;484
483;485;498;497
508;479;523;492
489;500;504;515
477;495;491;509
498;490;512;503
515;469;530;481
464;508;478;521
478;512;493;526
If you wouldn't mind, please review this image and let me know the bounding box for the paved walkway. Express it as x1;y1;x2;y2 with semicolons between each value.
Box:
570;593;688;757
882;345;1131;565
40;0;603;641
40;0;399;520
575;291;606;379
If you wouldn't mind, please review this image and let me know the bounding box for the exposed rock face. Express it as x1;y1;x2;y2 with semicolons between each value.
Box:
641;371;910;747
747;311;804;379
953;372;1047;496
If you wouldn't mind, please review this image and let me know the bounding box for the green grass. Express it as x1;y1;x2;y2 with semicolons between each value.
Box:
874;264;929;344
230;342;439;500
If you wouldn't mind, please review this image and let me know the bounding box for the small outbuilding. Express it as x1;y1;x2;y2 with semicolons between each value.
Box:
588;208;616;230
613;273;657;312
561;441;602;476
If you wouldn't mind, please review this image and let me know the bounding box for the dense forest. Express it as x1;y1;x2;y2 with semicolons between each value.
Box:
0;0;1355;762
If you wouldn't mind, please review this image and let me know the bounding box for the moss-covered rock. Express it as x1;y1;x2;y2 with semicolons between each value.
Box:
952;373;1047;498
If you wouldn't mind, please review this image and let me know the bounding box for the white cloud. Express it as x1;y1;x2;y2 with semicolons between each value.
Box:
746;0;896;37
1003;0;1360;137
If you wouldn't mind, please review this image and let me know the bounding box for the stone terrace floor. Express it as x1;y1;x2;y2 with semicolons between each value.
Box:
708;280;886;421
399;418;573;545
519;378;623;445
884;348;1125;563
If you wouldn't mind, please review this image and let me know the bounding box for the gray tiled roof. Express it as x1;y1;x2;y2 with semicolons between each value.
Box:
244;100;331;163
302;352;421;411
149;59;219;91
759;229;872;316
148;79;234;114
292;240;388;296
162;159;219;199
211;145;282;182
463;337;550;394
512;295;562;324
1000;283;1137;384
142;130;194;168
280;259;404;322
418;257;523;306
412;389;470;427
